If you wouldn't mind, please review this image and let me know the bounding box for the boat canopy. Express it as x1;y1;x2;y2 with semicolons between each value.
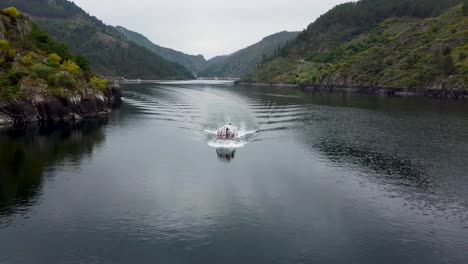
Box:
217;124;238;139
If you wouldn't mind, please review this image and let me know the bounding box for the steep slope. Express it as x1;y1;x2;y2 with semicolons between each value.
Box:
116;26;206;75
206;55;229;65
199;31;299;78
244;0;467;89
0;7;121;124
0;0;193;79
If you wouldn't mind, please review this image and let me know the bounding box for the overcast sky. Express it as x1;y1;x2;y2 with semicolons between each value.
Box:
71;0;348;59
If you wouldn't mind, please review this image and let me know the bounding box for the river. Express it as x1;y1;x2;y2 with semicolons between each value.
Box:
1;80;468;264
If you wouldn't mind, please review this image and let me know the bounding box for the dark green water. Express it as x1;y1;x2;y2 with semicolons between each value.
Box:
1;81;468;264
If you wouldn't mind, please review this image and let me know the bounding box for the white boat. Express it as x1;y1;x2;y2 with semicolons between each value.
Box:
217;123;238;140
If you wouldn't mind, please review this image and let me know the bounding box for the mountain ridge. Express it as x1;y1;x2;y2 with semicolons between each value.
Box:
199;31;299;78
0;0;194;79
116;26;207;75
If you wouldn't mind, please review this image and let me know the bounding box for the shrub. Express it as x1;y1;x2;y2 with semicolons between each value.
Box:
90;76;108;91
459;52;466;60
6;48;15;58
2;7;20;18
48;53;62;66
20;52;35;65
442;55;455;74
48;72;76;89
61;60;80;74
31;64;54;80
75;55;91;75
7;70;25;86
0;40;9;52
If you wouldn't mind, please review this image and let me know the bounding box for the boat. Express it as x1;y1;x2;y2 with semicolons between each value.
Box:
217;123;239;140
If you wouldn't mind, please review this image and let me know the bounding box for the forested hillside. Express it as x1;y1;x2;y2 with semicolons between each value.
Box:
0;7;121;124
199;31;299;78
116;26;207;75
0;0;194;79
244;0;467;89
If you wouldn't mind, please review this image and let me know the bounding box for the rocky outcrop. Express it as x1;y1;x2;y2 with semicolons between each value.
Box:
0;84;121;126
0;12;32;41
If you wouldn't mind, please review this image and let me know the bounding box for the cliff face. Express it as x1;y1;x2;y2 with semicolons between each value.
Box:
0;84;121;125
0;7;121;126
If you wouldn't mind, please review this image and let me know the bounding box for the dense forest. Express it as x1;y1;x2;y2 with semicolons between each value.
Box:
244;0;467;89
116;26;207;75
199;31;299;78
0;0;194;79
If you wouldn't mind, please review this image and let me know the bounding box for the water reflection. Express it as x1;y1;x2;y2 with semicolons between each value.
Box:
216;148;236;163
0;120;108;218
293;105;468;221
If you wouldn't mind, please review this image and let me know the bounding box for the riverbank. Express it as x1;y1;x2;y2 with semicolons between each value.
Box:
0;8;122;127
0;83;121;126
236;81;468;99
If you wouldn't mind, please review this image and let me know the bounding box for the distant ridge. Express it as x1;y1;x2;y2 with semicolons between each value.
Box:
116;26;207;75
199;31;299;78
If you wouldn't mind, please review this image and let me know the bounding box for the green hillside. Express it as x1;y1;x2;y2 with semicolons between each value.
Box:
206;55;229;65
199;31;299;78
116;26;207;75
0;0;193;79
0;7;104;98
244;0;467;89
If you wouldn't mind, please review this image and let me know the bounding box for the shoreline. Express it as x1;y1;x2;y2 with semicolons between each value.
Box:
235;82;468;99
0;85;122;127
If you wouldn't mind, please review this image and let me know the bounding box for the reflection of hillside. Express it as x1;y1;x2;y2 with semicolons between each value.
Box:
300;132;468;220
315;140;430;190
0;120;107;217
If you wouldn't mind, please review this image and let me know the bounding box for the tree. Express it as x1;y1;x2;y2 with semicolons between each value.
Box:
75;55;91;77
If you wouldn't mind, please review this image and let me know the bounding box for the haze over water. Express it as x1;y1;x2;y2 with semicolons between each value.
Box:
1;81;468;264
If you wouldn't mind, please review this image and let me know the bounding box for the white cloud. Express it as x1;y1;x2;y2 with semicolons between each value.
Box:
71;0;348;59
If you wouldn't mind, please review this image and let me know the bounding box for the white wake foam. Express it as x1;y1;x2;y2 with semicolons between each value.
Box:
207;139;247;148
204;123;258;149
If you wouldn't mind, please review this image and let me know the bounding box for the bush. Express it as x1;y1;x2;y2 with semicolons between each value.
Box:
61;60;80;74
0;40;9;52
7;70;25;86
460;52;466;60
90;76;108;90
47;72;77;89
31;64;54;79
2;7;20;18
20;52;35;65
442;55;454;74
75;55;91;74
48;53;62;66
